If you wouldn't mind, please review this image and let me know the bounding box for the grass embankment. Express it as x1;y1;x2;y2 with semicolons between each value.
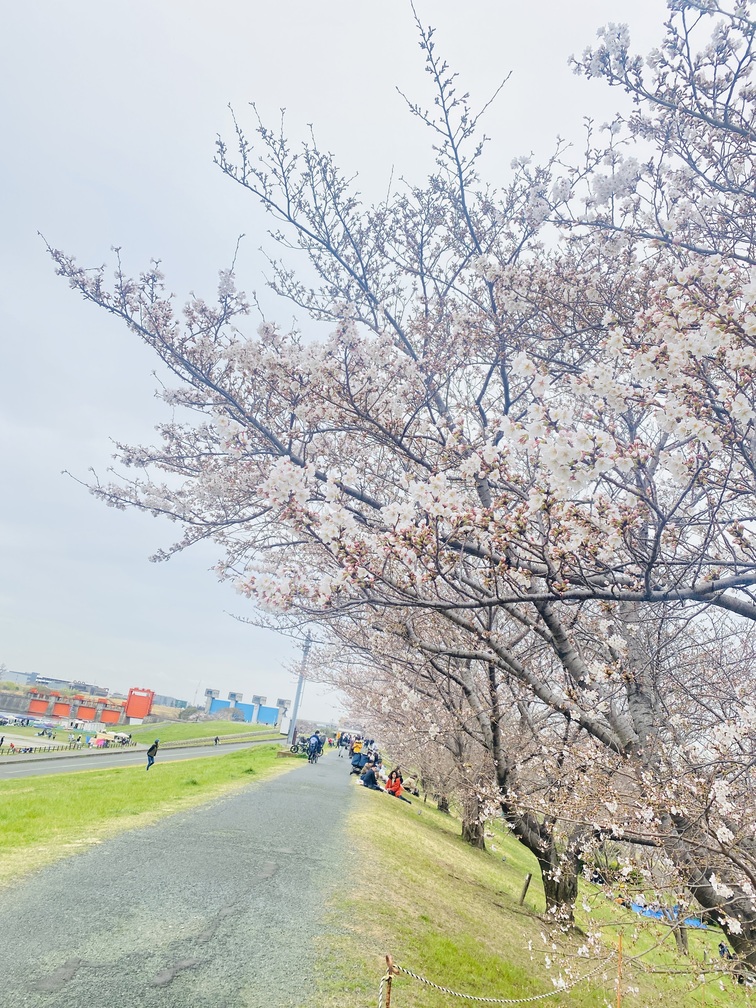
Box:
127;720;278;744
318;790;749;1008
0;743;283;888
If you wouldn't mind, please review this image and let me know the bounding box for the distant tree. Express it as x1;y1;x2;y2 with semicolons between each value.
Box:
213;707;246;723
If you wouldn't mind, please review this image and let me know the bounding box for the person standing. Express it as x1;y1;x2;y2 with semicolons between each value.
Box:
146;739;159;771
214;736;220;745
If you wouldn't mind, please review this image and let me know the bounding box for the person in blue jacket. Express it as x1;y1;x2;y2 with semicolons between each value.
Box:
350;748;371;775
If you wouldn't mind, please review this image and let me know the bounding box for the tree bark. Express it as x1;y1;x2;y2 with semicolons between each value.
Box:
461;818;486;849
536;845;580;926
667;813;756;968
501;796;583;924
672;924;689;956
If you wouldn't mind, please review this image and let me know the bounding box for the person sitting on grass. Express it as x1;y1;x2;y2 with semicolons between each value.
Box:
385;769;412;803
403;774;420;796
360;762;383;791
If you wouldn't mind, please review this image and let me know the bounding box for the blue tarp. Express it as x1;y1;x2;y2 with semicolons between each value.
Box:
629;903;707;929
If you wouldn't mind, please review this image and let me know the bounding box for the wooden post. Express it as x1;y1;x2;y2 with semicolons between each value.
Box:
616;931;623;1008
385;955;399;1008
519;873;532;906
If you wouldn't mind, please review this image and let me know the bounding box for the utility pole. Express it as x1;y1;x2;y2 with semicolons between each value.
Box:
286;632;311;745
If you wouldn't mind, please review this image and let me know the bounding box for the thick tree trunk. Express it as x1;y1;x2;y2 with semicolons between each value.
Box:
502;802;582;924
461;789;486;849
537;846;580;926
461;818;486;849
667;814;756;969
497;771;583;924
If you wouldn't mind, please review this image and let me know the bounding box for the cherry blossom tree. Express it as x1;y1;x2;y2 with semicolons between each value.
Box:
313;615;641;922
324;603;756;944
351;689;493;831
50;0;756;963
570;0;756;266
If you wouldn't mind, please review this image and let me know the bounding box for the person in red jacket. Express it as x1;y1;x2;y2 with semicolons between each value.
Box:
385;769;412;803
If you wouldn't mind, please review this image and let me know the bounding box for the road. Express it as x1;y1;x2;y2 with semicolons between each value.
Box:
0;740;276;780
0;753;357;1008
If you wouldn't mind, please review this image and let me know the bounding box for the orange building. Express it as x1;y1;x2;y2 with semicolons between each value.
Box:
124;688;154;721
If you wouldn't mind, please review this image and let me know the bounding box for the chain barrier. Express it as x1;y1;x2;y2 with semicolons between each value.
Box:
378;953;615;1006
378;972;388;1008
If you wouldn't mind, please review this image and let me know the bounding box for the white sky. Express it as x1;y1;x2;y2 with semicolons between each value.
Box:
1;0;667;721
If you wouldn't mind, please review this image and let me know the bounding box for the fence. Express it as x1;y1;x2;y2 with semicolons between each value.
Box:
0;741;137;756
0;732;281;757
378;954;616;1008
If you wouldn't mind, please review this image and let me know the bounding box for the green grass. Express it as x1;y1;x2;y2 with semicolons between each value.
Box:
0;743;284;887
127;720;279;744
314;790;750;1008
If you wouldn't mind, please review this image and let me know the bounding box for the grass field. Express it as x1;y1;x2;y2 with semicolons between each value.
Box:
127;720;280;744
317;788;751;1008
0;743;283;887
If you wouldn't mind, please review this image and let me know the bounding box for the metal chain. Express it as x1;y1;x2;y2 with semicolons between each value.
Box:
382;957;614;1005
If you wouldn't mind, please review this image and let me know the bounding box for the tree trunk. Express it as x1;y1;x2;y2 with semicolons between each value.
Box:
499;790;583;924
461;818;486;849
537;846;580;926
437;794;450;813
668;813;756;969
461;788;486;849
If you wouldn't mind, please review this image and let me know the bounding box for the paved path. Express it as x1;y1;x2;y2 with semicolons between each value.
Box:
1;754;357;1008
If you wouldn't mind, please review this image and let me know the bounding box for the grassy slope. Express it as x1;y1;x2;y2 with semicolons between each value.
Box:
317;786;749;1008
127;720;278;744
0;743;284;887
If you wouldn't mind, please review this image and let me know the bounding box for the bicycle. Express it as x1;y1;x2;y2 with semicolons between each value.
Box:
307;745;320;764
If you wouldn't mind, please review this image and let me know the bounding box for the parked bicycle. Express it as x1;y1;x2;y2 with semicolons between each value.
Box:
289;739;309;755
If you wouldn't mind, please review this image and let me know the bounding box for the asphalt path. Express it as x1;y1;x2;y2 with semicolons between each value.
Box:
0;740;276;780
0;752;358;1008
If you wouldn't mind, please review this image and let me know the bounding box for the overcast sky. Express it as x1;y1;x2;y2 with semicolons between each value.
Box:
1;0;668;722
